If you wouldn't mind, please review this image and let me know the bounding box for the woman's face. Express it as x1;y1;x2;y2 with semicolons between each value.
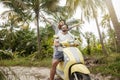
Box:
59;21;65;26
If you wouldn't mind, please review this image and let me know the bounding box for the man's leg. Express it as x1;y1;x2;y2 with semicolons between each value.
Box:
50;59;60;80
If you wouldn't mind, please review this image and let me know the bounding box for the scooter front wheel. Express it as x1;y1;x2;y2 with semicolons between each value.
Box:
70;72;91;80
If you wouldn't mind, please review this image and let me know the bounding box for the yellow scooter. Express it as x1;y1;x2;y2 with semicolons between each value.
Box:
56;40;91;80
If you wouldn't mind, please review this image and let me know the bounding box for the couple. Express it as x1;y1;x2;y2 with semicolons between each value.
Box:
50;20;76;80
41;16;79;80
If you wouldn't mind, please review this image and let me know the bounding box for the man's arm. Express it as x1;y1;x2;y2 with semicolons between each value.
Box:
54;39;60;47
68;23;80;31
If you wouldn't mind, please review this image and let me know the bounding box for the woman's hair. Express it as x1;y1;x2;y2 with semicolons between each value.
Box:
60;20;66;23
58;20;66;29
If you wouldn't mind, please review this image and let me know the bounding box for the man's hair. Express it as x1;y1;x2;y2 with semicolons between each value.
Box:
62;24;68;29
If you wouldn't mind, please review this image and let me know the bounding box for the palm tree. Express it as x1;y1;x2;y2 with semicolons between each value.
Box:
65;0;108;54
101;14;112;31
1;0;60;58
105;0;120;52
91;4;108;55
84;32;92;55
0;9;24;51
101;14;117;52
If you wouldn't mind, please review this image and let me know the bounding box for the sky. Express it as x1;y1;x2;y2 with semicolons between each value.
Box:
0;0;120;44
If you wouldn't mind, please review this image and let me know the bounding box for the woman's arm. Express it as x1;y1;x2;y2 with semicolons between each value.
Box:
40;14;52;25
40;14;58;33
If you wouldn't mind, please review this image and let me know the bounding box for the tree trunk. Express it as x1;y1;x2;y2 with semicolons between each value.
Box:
36;13;41;55
35;1;41;59
87;38;91;55
105;0;120;52
108;21;117;52
91;6;108;55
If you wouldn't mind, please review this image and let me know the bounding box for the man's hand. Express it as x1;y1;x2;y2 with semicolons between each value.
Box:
54;39;60;47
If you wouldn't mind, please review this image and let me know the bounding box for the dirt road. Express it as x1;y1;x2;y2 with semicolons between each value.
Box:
0;66;115;80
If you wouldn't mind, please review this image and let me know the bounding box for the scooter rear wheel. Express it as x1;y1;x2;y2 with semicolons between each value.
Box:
70;72;91;80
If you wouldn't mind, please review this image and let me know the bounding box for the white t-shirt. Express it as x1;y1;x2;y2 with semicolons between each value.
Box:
55;32;74;51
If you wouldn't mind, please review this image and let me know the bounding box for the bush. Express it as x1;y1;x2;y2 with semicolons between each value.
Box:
0;50;14;60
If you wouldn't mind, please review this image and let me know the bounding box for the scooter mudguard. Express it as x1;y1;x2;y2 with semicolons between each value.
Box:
71;64;90;74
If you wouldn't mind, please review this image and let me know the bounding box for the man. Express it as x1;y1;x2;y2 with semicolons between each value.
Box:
49;24;74;80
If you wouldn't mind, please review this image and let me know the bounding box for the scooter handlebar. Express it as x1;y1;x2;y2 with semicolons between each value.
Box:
60;40;79;47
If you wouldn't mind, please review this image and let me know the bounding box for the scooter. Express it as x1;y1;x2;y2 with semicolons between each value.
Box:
56;40;91;80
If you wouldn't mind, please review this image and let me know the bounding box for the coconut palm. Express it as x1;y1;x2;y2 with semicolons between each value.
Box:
101;14;117;52
65;0;108;54
84;32;93;55
0;10;24;51
105;0;120;52
101;14;112;31
1;0;60;58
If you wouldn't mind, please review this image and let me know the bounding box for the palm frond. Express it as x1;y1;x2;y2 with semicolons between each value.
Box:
41;0;59;12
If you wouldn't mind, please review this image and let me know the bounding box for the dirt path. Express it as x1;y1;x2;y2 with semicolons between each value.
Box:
0;66;117;80
0;66;50;80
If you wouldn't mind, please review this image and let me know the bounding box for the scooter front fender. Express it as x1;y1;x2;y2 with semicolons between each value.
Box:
71;64;90;74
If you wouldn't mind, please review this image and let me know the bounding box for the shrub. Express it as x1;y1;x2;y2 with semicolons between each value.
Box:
0;50;14;60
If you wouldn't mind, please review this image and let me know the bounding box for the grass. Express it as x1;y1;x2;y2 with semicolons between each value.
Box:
0;52;120;79
0;57;52;68
89;53;120;78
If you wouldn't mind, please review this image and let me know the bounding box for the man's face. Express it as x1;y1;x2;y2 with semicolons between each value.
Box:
62;25;68;32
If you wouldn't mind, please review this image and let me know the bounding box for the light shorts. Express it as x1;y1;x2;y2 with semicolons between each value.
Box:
53;51;64;61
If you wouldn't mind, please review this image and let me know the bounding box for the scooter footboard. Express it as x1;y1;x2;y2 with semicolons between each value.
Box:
71;64;90;74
